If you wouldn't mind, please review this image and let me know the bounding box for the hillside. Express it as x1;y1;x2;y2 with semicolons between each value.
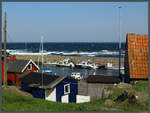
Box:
2;81;148;112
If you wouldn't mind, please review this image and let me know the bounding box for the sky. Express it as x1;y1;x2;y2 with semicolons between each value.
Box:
2;2;148;42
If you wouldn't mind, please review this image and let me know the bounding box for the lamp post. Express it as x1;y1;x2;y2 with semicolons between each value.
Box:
118;6;122;77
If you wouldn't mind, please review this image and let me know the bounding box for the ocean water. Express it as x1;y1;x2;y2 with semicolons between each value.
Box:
5;42;125;57
4;42;125;76
45;66;119;77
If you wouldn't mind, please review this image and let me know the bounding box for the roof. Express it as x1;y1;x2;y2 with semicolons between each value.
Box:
7;59;30;73
21;59;40;72
7;59;39;73
87;75;121;84
125;34;148;79
19;72;67;89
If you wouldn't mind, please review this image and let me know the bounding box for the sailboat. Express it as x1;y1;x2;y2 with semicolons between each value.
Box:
38;36;55;75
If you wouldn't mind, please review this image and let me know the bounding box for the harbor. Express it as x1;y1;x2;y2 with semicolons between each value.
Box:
1;1;148;112
14;55;124;77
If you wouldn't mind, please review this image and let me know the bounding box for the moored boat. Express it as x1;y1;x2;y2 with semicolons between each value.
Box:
106;62;124;70
56;58;75;68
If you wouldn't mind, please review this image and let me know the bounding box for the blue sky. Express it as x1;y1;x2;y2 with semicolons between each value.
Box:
2;2;148;42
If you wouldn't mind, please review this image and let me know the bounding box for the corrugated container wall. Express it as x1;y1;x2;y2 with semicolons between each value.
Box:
125;34;148;79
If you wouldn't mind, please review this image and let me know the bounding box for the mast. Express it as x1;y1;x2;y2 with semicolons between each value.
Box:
3;12;7;87
41;35;44;88
118;6;122;76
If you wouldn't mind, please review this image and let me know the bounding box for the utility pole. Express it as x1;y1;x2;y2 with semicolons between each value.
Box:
3;12;7;87
118;6;122;77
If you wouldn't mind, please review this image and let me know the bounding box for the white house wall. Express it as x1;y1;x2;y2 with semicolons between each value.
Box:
61;95;69;103
45;88;56;102
76;95;90;103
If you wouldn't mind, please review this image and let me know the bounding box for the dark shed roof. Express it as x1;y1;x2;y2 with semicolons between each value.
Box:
7;59;29;73
19;72;67;89
87;75;121;84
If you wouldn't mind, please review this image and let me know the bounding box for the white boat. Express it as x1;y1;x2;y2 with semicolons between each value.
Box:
106;62;124;70
56;58;75;68
44;61;59;66
75;60;99;69
75;60;90;69
88;63;99;69
71;72;82;80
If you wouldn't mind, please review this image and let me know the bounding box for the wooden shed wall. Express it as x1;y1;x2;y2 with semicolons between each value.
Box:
78;81;111;101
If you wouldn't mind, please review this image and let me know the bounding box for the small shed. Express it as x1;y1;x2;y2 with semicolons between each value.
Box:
78;75;121;101
2;56;40;85
19;72;78;103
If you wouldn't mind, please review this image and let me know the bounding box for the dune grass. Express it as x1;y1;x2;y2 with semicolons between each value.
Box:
2;80;148;112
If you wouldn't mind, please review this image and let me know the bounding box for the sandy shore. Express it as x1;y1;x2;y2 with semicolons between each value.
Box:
16;55;124;66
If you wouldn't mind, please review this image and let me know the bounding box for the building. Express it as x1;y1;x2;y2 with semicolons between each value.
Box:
78;75;121;101
2;55;40;85
124;34;148;81
19;72;78;103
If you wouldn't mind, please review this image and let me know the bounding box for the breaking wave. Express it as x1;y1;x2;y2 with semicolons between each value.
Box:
7;49;125;57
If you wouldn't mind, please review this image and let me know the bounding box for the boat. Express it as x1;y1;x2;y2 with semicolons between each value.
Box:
75;60;99;69
106;62;124;70
75;60;90;69
89;63;99;69
56;58;75;68
40;67;55;75
44;61;59;66
71;72;82;80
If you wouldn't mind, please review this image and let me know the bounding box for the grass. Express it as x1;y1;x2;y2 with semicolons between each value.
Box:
2;80;148;112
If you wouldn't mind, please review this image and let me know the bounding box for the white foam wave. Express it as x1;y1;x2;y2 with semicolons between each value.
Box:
7;49;124;57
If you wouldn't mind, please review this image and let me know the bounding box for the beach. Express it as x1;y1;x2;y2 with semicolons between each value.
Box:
15;55;124;66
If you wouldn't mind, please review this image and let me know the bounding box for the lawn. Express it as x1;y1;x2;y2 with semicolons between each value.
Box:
2;81;148;112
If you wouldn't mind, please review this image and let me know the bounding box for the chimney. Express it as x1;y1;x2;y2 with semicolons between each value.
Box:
10;55;16;61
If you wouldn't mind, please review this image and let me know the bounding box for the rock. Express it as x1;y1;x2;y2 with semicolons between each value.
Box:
114;90;138;103
135;92;148;100
114;90;128;102
130;81;138;85
127;91;137;103
104;99;115;106
128;95;137;103
117;82;132;88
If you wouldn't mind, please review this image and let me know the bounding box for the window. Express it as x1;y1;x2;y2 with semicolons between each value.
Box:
64;84;70;94
27;64;32;70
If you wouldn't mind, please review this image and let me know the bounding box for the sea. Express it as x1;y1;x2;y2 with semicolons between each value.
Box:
5;42;125;57
4;42;125;77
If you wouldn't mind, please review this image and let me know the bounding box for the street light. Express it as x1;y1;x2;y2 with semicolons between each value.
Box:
118;6;122;77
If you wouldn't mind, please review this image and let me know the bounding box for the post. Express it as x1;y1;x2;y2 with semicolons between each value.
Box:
3;12;7;87
118;6;122;77
41;36;44;88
